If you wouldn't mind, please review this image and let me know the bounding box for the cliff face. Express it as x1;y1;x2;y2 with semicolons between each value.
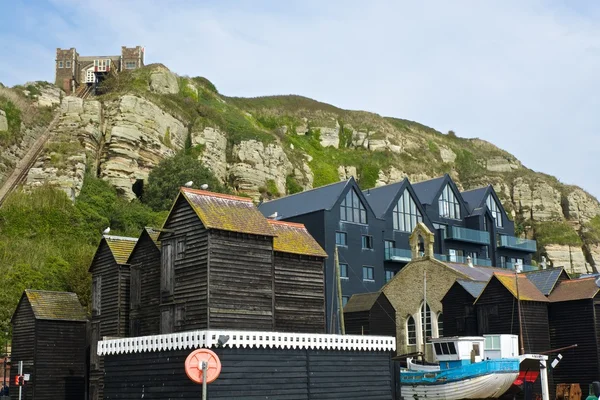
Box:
1;65;599;273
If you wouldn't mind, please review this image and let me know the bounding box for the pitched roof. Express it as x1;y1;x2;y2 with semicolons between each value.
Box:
258;180;350;219
412;175;447;205
444;263;507;282
363;179;408;218
548;277;600;302
24;290;87;321
127;228;160;263
146;227;160;244
490;273;549;302
526;267;568;296
268;220;327;257
344;292;381;313
461;186;489;213
104;235;138;264
456;279;487;298
181;188;275;236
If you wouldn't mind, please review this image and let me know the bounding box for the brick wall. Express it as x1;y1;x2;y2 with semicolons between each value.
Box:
383;257;463;360
121;46;144;71
55;48;78;93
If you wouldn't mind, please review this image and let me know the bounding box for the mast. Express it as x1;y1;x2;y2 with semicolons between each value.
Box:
515;268;525;355
422;269;427;359
335;246;345;334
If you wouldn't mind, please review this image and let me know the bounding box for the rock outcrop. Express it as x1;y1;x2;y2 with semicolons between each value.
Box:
563;188;600;225
149;67;179;94
511;178;563;221
192;127;228;182
545;244;591;274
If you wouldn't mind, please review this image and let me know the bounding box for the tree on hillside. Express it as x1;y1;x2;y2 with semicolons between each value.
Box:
143;151;229;211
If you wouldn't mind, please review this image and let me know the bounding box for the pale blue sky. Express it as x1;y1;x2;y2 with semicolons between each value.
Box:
1;0;599;199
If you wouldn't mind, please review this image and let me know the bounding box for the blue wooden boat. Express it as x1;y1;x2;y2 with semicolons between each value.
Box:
401;336;520;400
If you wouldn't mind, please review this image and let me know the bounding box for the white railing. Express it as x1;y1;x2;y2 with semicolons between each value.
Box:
98;330;396;356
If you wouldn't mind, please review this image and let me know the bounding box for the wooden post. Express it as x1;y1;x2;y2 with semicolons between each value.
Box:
201;361;208;400
335;247;345;334
422;270;427;360
515;269;525;355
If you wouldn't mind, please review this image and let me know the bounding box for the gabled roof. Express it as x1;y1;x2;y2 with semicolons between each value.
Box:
363;178;409;218
344;292;381;313
268;220;327;257
17;290;87;322
526;267;569;296
548;277;600;302
477;273;548;303
127;228;160;263
456;279;487;298
258;179;350;219
103;235;138;264
444;263;507;282
180;188;275;237
461;186;490;214
412;175;447;205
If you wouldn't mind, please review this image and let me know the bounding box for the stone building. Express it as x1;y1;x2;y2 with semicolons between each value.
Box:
55;46;145;95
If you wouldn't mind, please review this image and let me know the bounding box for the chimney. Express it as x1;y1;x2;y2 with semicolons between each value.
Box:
540;256;547;270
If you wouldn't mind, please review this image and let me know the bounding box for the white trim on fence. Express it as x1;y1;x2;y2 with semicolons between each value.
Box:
97;330;396;355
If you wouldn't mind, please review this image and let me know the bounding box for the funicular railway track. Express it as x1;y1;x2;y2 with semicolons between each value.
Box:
0;113;61;207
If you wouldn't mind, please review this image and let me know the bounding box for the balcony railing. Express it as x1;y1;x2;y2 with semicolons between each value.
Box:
498;235;537;252
501;262;539;272
446;226;490;245
435;254;493;267
385;248;412;262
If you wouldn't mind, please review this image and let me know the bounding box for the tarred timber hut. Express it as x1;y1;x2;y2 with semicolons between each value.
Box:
10;290;87;400
88;235;137;400
441;279;486;337
344;292;396;337
548;277;600;392
128;227;161;337
268;219;327;333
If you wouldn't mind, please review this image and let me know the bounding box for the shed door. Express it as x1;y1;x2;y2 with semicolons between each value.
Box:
161;240;175;300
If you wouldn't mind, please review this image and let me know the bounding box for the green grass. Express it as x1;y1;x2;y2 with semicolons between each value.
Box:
0;95;22;145
286;175;303;194
534;220;582;247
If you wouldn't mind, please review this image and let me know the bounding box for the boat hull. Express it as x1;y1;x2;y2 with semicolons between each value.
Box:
401;371;519;400
401;359;520;400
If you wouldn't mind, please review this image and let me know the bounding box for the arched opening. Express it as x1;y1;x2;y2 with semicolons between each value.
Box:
132;179;144;200
437;313;444;338
420;302;432;341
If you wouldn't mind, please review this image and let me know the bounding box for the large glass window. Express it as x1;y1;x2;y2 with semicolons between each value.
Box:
361;235;373;249
439;184;461;219
384;240;395;259
385;269;395;282
421;303;432;339
486;195;504;227
340;263;348;279
335;231;347;246
362;266;374;281
340;189;367;224
393;189;423;232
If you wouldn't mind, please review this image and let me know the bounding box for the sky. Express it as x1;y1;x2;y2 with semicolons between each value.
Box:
1;0;599;198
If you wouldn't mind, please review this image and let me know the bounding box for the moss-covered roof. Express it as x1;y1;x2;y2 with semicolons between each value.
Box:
549;277;600;302
23;290;87;321
489;273;548;302
344;292;381;313
268;220;327;257
181;188;275;237
104;235;138;264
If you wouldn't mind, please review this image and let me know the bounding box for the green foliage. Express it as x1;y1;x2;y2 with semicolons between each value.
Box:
338;125;353;149
0;176;168;334
143;150;229;211
534;220;582;247
427;140;439;154
191;76;218;94
179;78;199;102
163;128;173;148
0;95;22;145
286;175;303;194
454;149;484;183
583;215;600;244
227;95;342;114
25;84;41;98
265;179;280;197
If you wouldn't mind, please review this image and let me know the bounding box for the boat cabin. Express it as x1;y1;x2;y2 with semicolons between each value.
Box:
432;334;518;370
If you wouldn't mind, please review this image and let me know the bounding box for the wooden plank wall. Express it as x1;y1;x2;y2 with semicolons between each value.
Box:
344;311;370;335
33;320;86;400
10;298;36;400
209;230;274;331
441;284;478;337
161;197;209;332
103;347;394;399
369;296;396;337
549;299;598;390
129;235;161;336
274;253;325;333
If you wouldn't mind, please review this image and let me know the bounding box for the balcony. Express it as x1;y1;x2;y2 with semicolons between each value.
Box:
434;254;493;267
446;226;490;245
385;248;412;262
498;235;537;252
502;262;539;272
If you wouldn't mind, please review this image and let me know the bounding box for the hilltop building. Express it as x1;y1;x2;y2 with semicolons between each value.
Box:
55;46;145;95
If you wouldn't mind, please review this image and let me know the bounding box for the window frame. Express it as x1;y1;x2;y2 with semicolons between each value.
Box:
421;302;433;340
58;60;64;68
438;184;461;219
486;195;504;228
125;61;137;69
437;313;444;338
361;235;373;250
407;315;417;345
339;263;349;279
342;296;349;307
385;269;395;282
335;231;347;246
340;188;367;224
362;266;375;281
393;189;423;232
65;60;71;69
